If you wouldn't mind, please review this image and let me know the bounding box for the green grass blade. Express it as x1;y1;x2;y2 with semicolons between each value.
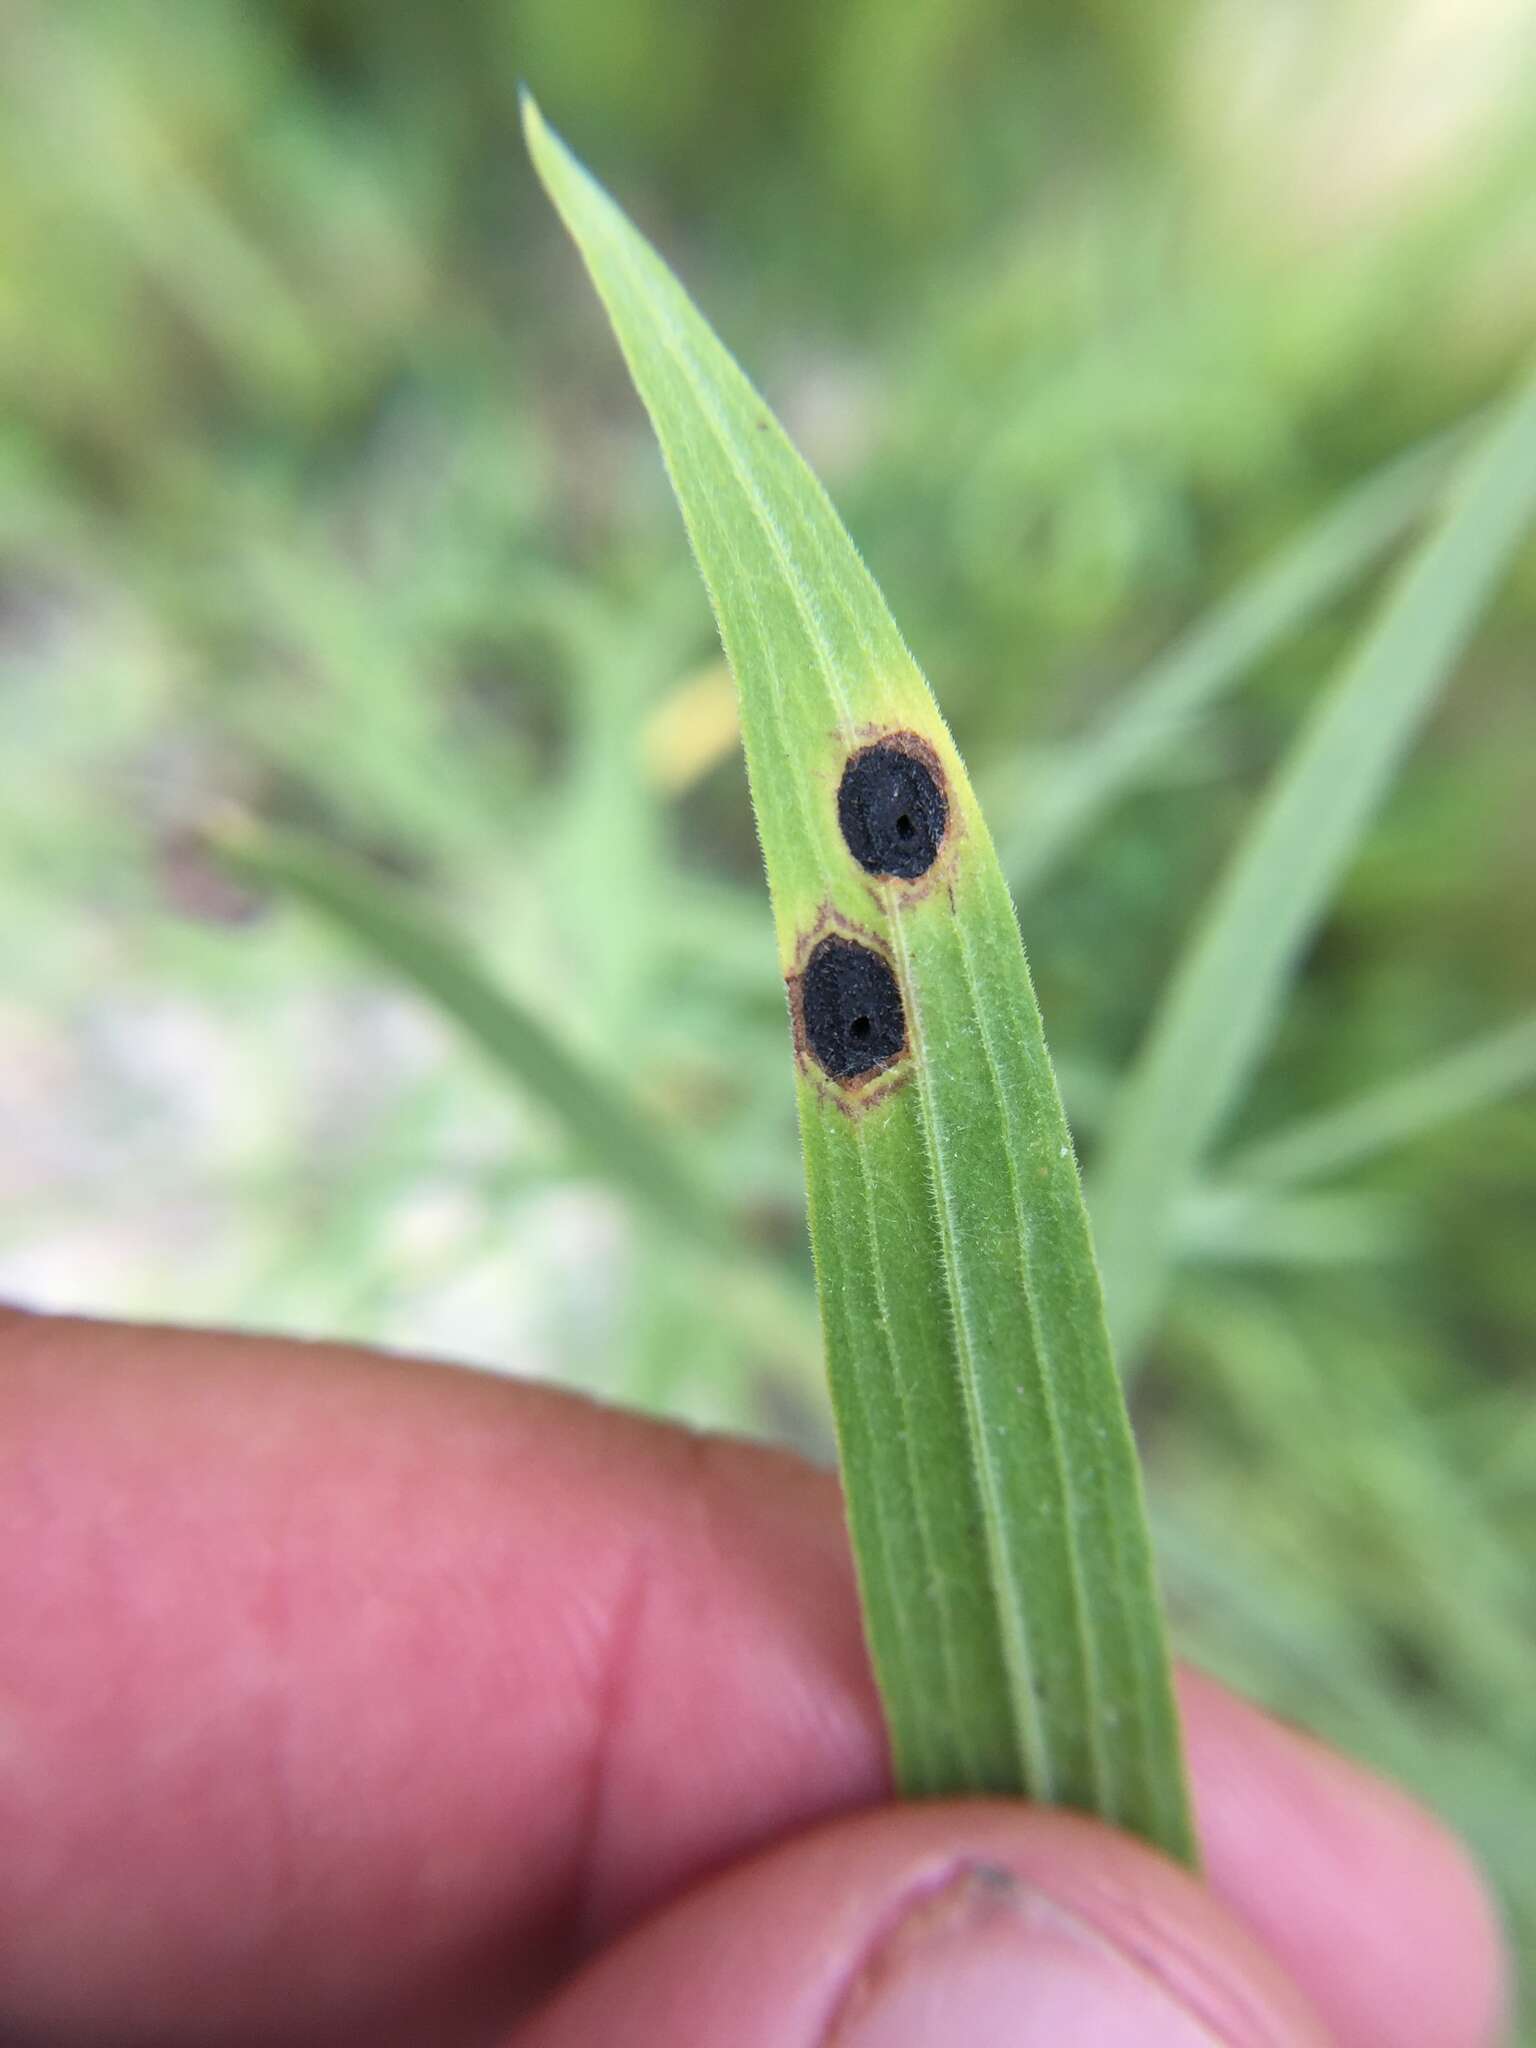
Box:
1001;425;1467;895
213;817;730;1253
1226;1012;1536;1187
1090;366;1536;1364
524;94;1193;1859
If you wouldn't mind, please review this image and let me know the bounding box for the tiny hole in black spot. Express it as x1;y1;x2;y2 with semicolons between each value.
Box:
800;937;905;1080
837;744;947;878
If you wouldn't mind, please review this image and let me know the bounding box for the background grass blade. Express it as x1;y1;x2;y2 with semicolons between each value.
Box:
1174;1185;1407;1268
1225;1012;1536;1187
524;94;1193;1859
999;424;1468;895
214;816;730;1253
1089;367;1536;1365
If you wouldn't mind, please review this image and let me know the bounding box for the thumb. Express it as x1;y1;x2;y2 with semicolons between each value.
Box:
513;1801;1328;2047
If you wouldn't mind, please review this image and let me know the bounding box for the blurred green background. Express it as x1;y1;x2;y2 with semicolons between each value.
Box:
3;0;1534;2014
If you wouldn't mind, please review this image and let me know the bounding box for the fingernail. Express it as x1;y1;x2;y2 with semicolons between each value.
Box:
826;1862;1237;2047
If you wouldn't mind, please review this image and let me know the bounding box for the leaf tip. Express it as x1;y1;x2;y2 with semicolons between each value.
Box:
519;91;596;230
520;87;576;197
518;84;547;158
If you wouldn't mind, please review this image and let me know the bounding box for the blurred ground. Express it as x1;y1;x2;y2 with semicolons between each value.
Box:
2;0;1534;2017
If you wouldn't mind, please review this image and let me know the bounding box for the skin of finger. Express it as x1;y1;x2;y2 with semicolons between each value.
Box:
511;1802;1331;2048
1181;1669;1509;2048
0;1312;1506;2047
0;1314;883;2046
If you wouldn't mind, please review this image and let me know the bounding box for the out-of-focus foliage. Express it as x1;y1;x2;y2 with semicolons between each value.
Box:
2;0;1534;2010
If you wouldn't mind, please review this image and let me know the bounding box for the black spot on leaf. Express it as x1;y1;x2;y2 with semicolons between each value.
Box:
837;739;948;879
800;935;905;1080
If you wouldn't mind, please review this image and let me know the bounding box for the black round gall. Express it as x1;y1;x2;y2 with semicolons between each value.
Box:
837;741;947;879
800;935;905;1081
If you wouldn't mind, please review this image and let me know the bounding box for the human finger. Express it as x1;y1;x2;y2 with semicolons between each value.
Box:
513;1799;1330;2047
0;1311;1506;2046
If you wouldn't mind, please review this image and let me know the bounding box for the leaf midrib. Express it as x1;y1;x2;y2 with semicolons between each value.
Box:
950;903;1109;1801
883;904;1053;1793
